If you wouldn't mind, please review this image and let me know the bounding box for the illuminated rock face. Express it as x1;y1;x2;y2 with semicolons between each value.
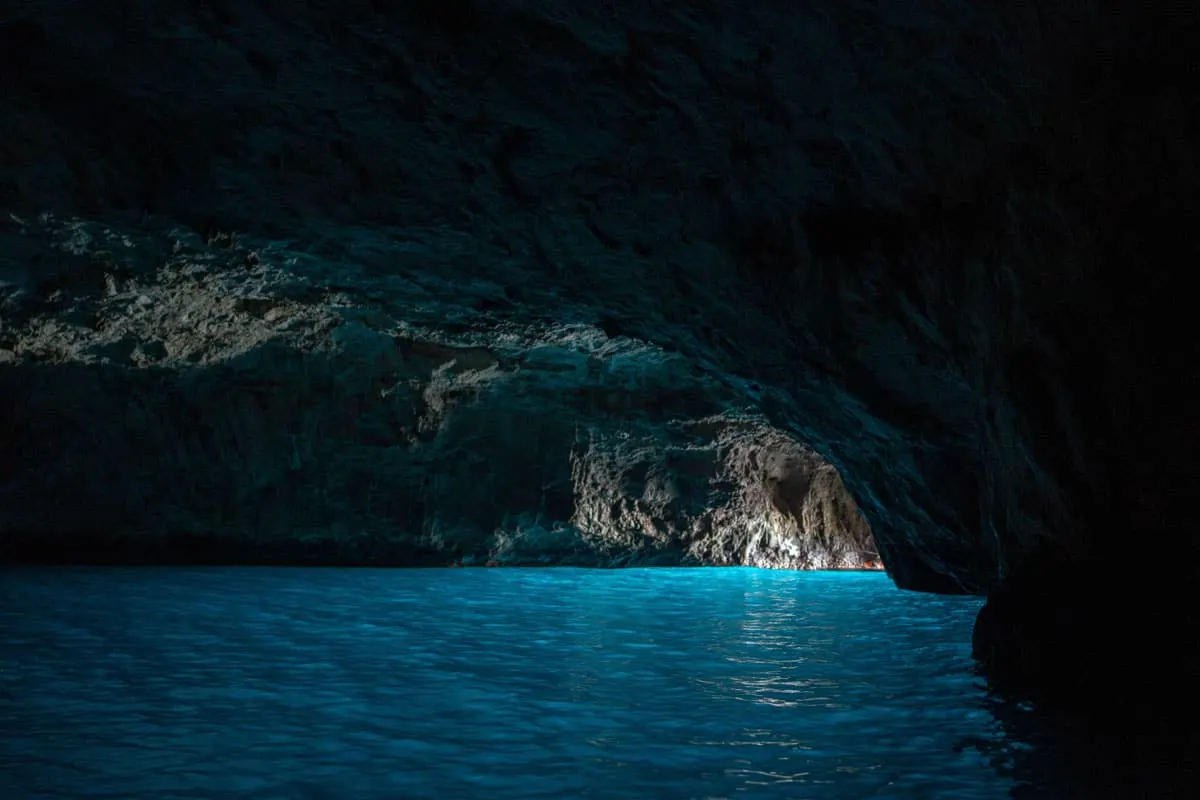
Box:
0;216;875;567
1;1;1197;707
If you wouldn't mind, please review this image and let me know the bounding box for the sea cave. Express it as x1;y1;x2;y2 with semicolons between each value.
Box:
1;1;1197;797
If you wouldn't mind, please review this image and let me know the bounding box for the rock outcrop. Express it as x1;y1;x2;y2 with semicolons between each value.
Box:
2;0;1197;718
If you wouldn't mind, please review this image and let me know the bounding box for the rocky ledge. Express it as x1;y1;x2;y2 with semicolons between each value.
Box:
1;0;1198;724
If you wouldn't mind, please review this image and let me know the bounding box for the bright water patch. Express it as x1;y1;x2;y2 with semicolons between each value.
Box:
0;568;1013;799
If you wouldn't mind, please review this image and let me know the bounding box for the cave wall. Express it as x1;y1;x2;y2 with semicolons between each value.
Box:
0;217;876;568
1;0;1197;607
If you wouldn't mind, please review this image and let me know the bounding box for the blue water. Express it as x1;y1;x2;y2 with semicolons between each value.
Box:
0;568;1017;799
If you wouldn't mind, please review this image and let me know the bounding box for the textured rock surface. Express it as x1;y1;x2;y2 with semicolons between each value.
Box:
0;215;876;568
1;0;1198;714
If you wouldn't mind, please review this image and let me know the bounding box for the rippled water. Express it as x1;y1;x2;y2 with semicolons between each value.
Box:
0;567;1016;799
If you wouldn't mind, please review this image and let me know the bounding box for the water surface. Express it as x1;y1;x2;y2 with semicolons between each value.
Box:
1;567;1014;798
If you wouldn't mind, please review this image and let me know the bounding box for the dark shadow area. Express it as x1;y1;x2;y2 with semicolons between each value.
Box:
966;691;1200;799
971;550;1200;798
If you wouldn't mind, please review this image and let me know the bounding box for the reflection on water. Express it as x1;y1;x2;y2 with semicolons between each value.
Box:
3;567;1015;798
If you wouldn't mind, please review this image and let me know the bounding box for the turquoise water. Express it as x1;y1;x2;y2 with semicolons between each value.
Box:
0;568;1016;799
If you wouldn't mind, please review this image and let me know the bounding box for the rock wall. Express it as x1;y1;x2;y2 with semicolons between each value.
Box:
0;216;876;568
